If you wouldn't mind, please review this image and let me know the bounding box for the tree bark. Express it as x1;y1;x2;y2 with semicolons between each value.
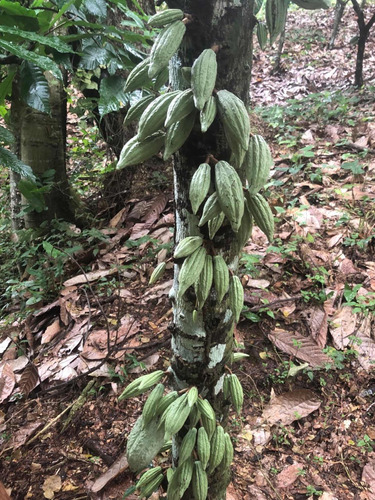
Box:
166;2;255;498
329;0;347;50
13;73;75;228
351;0;375;87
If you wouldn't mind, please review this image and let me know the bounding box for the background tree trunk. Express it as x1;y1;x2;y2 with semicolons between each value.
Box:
167;2;255;498
329;0;347;49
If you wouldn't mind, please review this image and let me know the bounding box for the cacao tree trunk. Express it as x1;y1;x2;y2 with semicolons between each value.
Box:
11;73;75;229
329;0;347;49
166;2;255;498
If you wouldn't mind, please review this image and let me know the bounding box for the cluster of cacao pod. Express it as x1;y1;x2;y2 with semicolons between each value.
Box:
119;370;244;499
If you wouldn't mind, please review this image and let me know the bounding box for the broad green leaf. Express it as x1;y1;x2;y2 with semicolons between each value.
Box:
0;40;63;80
83;0;107;19
78;44;111;70
0;147;35;180
0;125;14;145
0;0;37;17
98;75;129;116
18;179;45;212
20;62;50;114
47;0;76;30
42;241;64;258
0;25;71;53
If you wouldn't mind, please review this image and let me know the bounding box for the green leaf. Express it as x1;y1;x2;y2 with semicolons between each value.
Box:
0;0;37;18
20;62;50;114
18;179;45;212
98;75;129;116
83;0;107;19
0;40;63;80
0;67;16;106
42;241;64;258
0;25;71;53
78;44;111;70
0;125;14;145
0;146;35;180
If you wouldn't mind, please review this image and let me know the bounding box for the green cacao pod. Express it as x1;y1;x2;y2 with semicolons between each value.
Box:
208;211;225;240
228;373;244;414
163;110;196;160
234;198;253;253
149;21;186;79
189;404;201;427
254;0;264;15
232;352;250;363
149;261;166;285
197;427;210;470
139;473;163;498
215;160;244;233
245;135;273;194
291;0;331;9
124;94;155;127
192;461;208;500
187;386;199;407
219;433;234;471
201;413;216;440
148;8;184;27
174;236;203;259
169;457;194;499
153;65;169;90
118;370;164;401
138;91;179;141
245;192;274;241
217;89;250;152
191;49;218;111
165;89;195;127
256;22;268;50
124;57;152;93
213;255;230;303
155;391;179;416
179;427;197;465
163;393;190;438
142;383;165;427
195;254;213;310
208;425;225;473
266;0;288;45
181;66;192;85
198;192;222;227
136;466;162;490
189;162;211;215
229;275;244;323
126;416;166;472
178;246;207;298
200;95;217;133
197;398;215;421
117;132;165;169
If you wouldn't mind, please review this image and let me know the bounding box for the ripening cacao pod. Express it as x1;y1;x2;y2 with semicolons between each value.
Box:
117;132;165;169
148;8;184;27
189;163;211;215
245;191;274;241
244;134;273;194
215;161;244;233
149;21;186;78
191;49;218;110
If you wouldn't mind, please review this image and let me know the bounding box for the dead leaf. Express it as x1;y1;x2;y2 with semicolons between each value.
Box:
7;421;43;450
246;278;270;289
90;452;128;492
277;463;303;488
6;355;29;372
41;319;61;344
329;306;357;350
0;363;15;403
268;328;331;368
18;363;39;396
42;475;62;499
109;207;127;228
226;483;241;500
0;482;11;500
301;129;315;144
0;337;12;355
63;268;117;287
262;389;321;426
356;316;375;370
301;307;328;348
362;461;375;493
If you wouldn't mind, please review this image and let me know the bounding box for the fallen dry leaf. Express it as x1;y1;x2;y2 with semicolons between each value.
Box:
301;307;328;348
355;316;375;370
0;482;11;500
329;306;357;350
7;421;43;450
277;463;303;488
0;363;15;403
268;328;331;368
362;461;375;496
18;363;39;396
41;319;61;344
262;389;321;426
42;475;62;499
63;268;117;287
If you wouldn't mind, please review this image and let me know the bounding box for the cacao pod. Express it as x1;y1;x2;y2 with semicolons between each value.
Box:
148;8;184;28
200;95;217;133
124;94;155;127
192;461;208;500
179;427;197;465
189;163;211;215
228;373;244;414
244;134;273;194
126;416;166;472
198;192;222;227
217;89;250;152
118;370;164;401
195;254;213;310
163;393;190;438
292;0;331;9
153;65;169;90
257;22;268;50
213;255;230;303
191;49;217;110
229;275;244;323
139;473;163;498
117;132;165;169
208;211;225;240
208;425;225;473
215;160;244;233
174;236;203;259
149;21;186;79
155;391;179;416
219;433;234;471
142;383;165;427
266;0;288;45
124;57;152;93
136;466;162;490
233;197;253;253
165;88;195;128
178;246;207;298
197;427;210;470
245;191;274;241
187;386;199;407
163;110;196;160
149;261;166;285
138;91;179;141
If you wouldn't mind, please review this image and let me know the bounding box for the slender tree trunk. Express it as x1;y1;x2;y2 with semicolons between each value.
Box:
329;0;347;49
272;21;287;74
14;73;75;228
166;2;255;498
351;0;375;87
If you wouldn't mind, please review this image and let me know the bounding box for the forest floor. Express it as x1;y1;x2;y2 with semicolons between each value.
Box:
1;6;375;500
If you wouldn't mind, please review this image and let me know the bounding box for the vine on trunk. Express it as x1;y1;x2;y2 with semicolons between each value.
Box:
117;8;274;499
